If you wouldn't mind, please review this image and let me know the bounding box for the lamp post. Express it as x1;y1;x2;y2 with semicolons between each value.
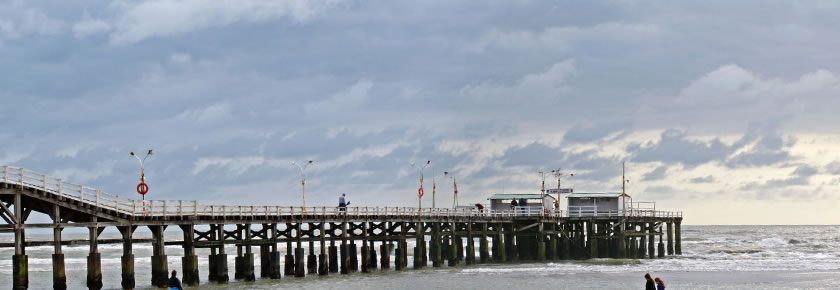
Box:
444;172;458;208
551;168;573;213
432;174;438;209
411;160;430;209
130;149;152;215
538;171;547;212
292;160;313;213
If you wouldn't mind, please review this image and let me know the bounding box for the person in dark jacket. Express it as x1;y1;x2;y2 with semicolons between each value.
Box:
644;273;655;290
510;199;518;209
169;270;182;290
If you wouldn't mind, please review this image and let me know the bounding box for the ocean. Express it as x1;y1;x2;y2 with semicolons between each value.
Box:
1;225;839;289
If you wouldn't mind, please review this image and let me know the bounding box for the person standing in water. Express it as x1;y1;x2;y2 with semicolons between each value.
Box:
655;277;666;290
169;270;182;290
644;273;656;290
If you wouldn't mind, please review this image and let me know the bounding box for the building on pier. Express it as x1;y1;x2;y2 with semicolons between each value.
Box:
486;193;556;211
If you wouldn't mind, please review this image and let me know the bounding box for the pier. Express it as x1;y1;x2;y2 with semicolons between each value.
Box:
1;165;682;289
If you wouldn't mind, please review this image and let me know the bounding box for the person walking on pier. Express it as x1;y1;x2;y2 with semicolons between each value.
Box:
644;273;656;290
339;193;350;215
655;277;666;290
169;270;183;290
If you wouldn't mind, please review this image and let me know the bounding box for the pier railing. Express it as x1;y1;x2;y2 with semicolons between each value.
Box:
2;165;681;219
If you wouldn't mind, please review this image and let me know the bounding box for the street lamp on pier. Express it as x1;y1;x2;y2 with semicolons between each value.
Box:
130;149;152;215
292;160;313;213
411;160;430;209
551;168;573;212
444;171;458;208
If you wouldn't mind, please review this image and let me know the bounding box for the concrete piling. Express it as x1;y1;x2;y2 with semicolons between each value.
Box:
349;242;359;272
657;234;665;258
328;242;338;273
380;243;390;270
180;225;200;286
369;241;378;270
295;247;306;277
149;225;168;288
667;222;674;256
340;243;349;274
648;223;655;259
675;221;682;255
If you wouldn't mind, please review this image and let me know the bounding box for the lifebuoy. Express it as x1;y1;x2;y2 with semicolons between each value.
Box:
137;182;149;195
418;187;424;197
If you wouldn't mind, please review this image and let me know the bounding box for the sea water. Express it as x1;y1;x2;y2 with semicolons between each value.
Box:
1;225;839;289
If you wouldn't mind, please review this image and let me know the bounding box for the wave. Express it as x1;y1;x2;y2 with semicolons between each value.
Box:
708;249;763;255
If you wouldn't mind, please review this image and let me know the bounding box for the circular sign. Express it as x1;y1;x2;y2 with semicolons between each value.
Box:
137;182;149;195
418;187;424;197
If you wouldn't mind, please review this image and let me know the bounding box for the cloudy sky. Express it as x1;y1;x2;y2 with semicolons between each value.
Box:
3;0;840;225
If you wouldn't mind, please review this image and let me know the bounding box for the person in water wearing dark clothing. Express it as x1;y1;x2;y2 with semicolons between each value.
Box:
169;270;182;290
655;277;666;290
644;273;656;290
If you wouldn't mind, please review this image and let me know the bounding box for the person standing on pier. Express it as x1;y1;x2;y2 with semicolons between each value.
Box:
169;270;182;290
644;273;655;290
339;193;350;215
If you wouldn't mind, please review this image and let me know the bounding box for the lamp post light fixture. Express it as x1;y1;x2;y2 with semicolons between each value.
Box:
130;149;153;215
538;171;547;212
292;160;314;213
550;168;574;213
411;160;430;209
444;171;458;208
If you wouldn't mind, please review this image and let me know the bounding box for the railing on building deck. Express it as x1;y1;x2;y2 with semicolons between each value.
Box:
2;165;682;219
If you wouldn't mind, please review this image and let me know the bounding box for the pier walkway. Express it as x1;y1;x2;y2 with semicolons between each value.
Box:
1;165;683;289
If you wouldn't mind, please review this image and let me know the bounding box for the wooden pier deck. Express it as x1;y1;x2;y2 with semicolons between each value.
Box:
1;165;683;289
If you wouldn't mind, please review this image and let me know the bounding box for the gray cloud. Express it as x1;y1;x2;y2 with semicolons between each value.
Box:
642;165;668;181
688;175;715;183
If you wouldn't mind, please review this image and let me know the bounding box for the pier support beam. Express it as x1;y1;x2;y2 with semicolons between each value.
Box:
319;223;329;275
12;193;28;290
214;225;230;283
340;221;349;274
466;223;476;265
369;239;378;270
328;241;338;273
648;223;655;259
414;221;425;269
52;204;66;290
479;223;489;263
308;223;318;275
588;220;597;259
284;223;295;276
380;242;390;270
657;234;665;258
432;223;442;267
675;220;682;255
294;247;306;277
667;221;674;256
361;222;370;272
180;224;200;286
349;242;359;272
616;223;627;259
117;226;136;289
86;225;103;290
150;225;168;288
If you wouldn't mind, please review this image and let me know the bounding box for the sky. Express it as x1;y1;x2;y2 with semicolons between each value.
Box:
2;0;840;225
